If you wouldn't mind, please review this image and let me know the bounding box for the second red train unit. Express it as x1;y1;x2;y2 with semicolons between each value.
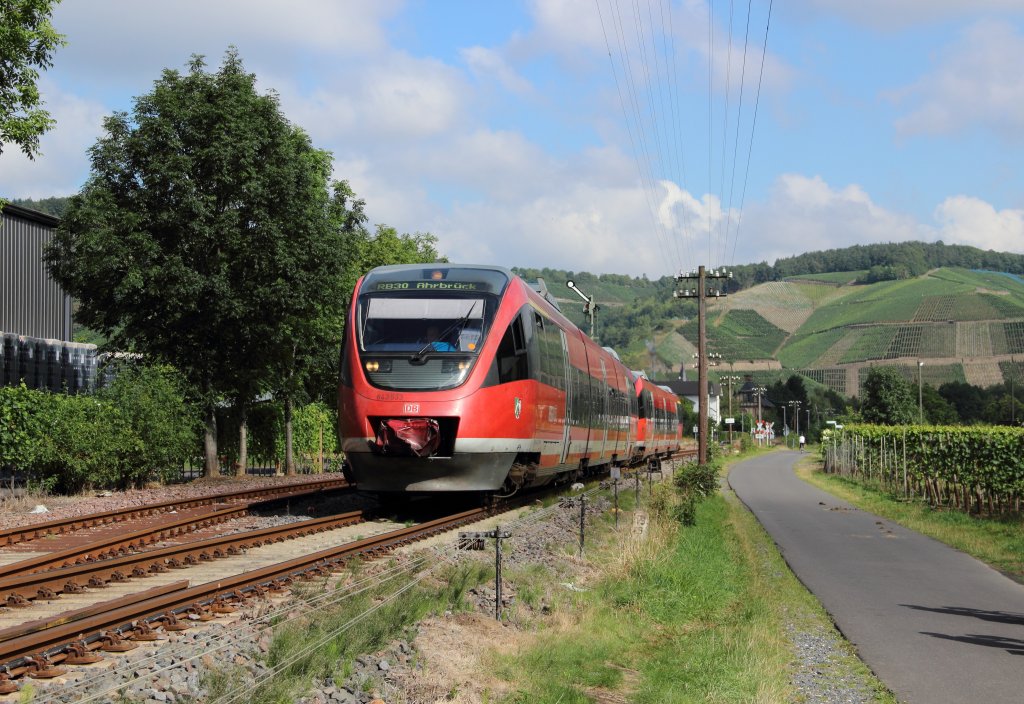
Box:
338;264;682;493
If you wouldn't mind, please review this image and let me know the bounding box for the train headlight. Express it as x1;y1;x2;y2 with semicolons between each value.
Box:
365;361;379;372
364;360;392;373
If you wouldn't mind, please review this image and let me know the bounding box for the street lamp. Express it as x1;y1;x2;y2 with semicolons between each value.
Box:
918;360;924;424
787;400;802;448
753;386;766;421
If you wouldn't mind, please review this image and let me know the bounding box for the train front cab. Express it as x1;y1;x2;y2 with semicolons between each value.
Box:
338;265;530;492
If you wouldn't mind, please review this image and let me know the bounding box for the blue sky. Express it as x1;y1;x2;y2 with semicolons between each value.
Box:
2;0;1023;277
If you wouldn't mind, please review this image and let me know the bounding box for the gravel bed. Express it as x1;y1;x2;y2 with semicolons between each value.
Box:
0;473;347;532
786;621;880;704
6;482;886;704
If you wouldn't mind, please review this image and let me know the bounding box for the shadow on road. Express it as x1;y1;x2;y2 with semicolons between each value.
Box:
901;604;1024;627
919;632;1024;656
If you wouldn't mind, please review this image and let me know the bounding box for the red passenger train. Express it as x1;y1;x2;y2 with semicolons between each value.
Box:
337;264;682;492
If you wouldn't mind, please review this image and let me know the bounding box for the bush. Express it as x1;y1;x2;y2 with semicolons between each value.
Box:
34;393;137;492
1;364;199;492
0;383;44;471
673;459;722;525
95;364;198;483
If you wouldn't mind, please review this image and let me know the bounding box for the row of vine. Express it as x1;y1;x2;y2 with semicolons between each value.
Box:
821;424;1024;515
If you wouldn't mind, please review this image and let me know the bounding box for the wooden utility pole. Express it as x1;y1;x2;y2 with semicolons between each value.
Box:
675;266;731;465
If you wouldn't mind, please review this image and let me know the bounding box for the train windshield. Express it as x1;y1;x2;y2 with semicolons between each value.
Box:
356;267;508;390
360;297;488;353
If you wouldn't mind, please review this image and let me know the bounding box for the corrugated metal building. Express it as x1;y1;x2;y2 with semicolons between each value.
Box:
1;203;96;392
1;203;71;340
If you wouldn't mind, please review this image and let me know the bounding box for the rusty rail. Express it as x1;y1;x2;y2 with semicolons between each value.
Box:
0;477;349;547
0;510;365;603
0;504;251;579
0;508;486;676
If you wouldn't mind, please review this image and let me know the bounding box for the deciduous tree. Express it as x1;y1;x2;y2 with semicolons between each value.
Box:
861;367;916;425
0;0;65;159
45;50;345;478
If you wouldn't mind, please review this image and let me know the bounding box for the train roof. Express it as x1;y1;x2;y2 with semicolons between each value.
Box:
364;262;514;277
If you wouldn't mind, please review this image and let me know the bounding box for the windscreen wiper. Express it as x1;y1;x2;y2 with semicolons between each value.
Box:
410;301;478;364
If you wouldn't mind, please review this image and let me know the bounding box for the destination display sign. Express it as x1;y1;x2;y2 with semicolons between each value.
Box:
372;281;482;292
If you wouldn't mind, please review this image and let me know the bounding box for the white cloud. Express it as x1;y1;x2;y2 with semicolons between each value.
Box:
934;195;1024;252
461;46;535;96
50;0;402;85
889;20;1024;139
736;174;929;264
723;174;1024;265
0;82;107;198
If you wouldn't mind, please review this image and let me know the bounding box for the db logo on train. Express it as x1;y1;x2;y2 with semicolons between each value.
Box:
404;403;420;414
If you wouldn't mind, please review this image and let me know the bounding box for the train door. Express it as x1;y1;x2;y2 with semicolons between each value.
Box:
597;358;609;461
559;329;572;465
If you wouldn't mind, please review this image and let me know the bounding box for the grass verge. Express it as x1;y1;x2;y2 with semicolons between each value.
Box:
795;455;1024;581
200;560;491;703
491;454;894;703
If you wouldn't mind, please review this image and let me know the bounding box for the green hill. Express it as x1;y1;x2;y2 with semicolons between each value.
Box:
699;267;1024;395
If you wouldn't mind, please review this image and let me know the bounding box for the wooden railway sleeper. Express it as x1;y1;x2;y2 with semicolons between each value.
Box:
64;639;104;665
25;652;65;679
99;630;139;652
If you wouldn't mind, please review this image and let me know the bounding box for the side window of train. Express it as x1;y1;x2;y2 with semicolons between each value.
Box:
495;313;529;384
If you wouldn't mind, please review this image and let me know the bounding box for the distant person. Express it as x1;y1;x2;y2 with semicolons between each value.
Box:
799;434;806;452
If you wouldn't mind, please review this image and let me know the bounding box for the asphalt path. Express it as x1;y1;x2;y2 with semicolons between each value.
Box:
730;450;1024;704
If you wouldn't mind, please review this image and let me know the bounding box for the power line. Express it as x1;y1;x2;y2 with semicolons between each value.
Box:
723;0;753;264
717;0;735;267
729;0;773;266
664;0;694;265
707;0;714;265
595;0;678;276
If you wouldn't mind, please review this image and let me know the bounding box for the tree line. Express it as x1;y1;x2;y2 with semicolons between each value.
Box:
859;368;1023;427
729;241;1024;290
38;50;442;480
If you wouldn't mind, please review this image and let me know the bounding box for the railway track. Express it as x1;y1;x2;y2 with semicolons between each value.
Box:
0;508;488;694
0;452;696;697
0;477;349;549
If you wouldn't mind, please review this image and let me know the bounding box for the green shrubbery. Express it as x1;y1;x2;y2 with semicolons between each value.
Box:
216;401;339;472
0;365;198;492
673;457;722;525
